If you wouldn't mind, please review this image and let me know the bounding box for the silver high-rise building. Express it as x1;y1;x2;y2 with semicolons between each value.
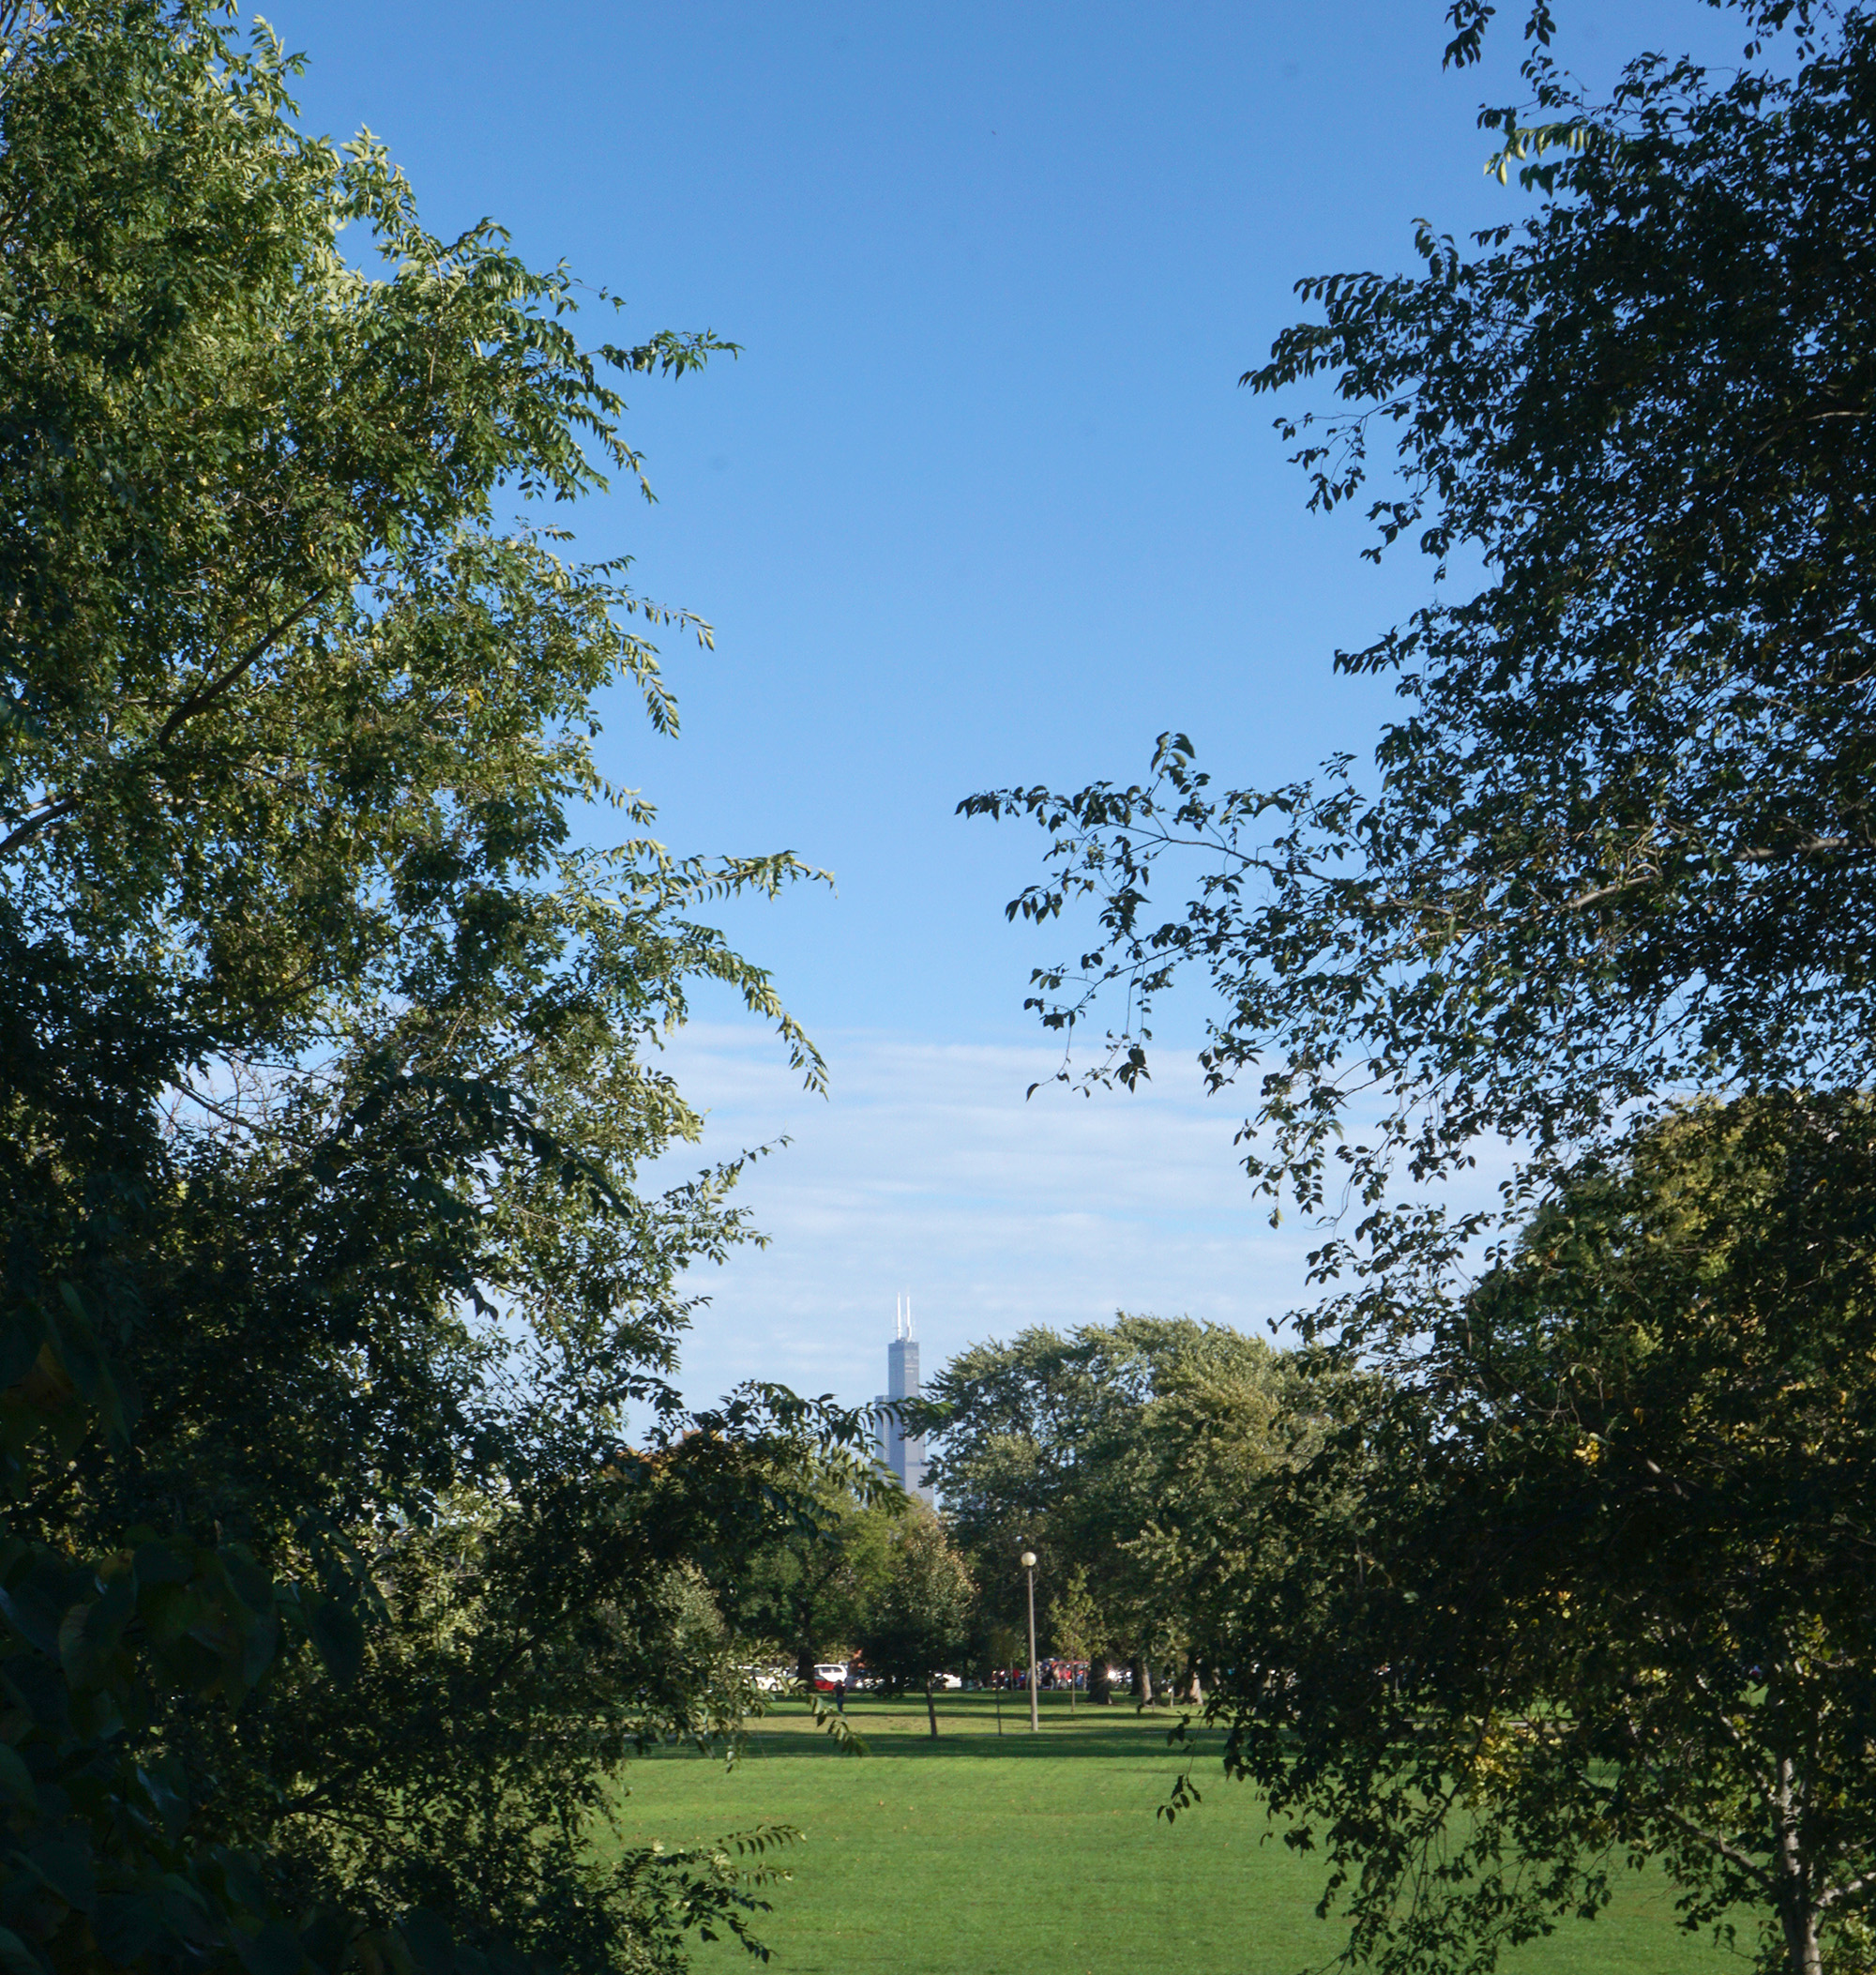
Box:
876;1295;933;1503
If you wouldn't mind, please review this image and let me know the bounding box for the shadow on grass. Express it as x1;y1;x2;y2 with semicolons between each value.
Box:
643;1695;1222;1766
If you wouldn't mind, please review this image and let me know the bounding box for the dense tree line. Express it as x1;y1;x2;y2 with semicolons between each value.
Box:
913;1126;1876;1975
922;1316;1312;1707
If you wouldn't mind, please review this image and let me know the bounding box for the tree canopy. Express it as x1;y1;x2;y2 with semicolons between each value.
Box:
967;4;1876;1971
925;1315;1307;1702
725;1457;903;1692
1200;1098;1876;1975
850;1512;975;1740
0;7;841;1974
965;0;1876;1334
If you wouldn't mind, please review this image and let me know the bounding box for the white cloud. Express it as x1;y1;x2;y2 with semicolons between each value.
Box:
643;1022;1325;1414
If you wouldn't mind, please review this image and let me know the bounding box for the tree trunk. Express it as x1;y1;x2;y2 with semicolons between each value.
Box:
1768;1751;1822;1975
924;1678;939;1739
795;1642;817;1699
1131;1653;1153;1709
1087;1656;1112;1705
1179;1651;1203;1706
1778;1905;1821;1975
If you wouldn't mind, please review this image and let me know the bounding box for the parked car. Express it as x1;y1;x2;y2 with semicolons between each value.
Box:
812;1663;848;1692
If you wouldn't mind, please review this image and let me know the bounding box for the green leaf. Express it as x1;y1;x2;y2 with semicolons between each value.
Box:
0;1744;37;1814
132;1542;192;1588
57;1568;134;1689
0;1926;45;1975
23;1835;93;1913
308;1598;365;1690
399;1909;454;1975
238;1921;308;1975
93;1892;161;1965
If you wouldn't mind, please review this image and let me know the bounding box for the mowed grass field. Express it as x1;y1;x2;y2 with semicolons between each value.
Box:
605;1694;1739;1975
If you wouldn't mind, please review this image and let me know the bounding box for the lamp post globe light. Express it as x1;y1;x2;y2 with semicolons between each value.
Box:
1020;1548;1039;1733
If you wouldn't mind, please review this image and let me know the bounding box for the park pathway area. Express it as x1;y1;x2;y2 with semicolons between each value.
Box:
605;1695;1734;1975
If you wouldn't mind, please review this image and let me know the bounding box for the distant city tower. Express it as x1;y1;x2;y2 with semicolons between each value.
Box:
876;1294;933;1504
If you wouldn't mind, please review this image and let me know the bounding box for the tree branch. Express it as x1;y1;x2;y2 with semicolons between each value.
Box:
1;586;340;864
153;584;338;748
1652;1798;1777;1896
1817;1866;1876;1914
0;793;79;860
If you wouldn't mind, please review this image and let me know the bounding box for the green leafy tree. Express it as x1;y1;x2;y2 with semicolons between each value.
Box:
1043;1568;1097;1709
919;1326;1092;1662
968;7;1876;1967
926;1316;1303;1706
727;1460;902;1694
925;1319;1155;1696
963;0;1876;1335
1200;1097;1876;1975
0;7;841;1974
851;1513;975;1739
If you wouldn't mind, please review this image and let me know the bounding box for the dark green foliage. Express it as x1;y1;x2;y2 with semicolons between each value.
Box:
850;1513;974;1739
727;1466;902;1693
925;1316;1306;1697
964;0;1876;1319
0;7;842;1973
1203;1099;1876;1975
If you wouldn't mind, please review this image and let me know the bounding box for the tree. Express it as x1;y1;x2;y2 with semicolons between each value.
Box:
968;6;1876;1971
926;1319;1166;1698
728;1460;902;1694
1044;1568;1098;1708
0;7;839;1973
1199;1097;1876;1975
925;1315;1304;1706
963;0;1876;1336
852;1513;975;1739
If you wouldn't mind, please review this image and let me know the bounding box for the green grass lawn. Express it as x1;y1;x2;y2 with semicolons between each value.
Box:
605;1694;1739;1975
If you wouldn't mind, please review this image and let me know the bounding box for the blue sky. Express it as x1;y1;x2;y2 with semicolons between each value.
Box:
282;1;1740;1411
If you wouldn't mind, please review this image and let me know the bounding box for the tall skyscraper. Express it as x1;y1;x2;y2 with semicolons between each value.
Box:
876;1294;933;1503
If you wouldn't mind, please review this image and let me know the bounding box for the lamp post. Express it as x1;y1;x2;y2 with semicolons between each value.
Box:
1020;1547;1039;1733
